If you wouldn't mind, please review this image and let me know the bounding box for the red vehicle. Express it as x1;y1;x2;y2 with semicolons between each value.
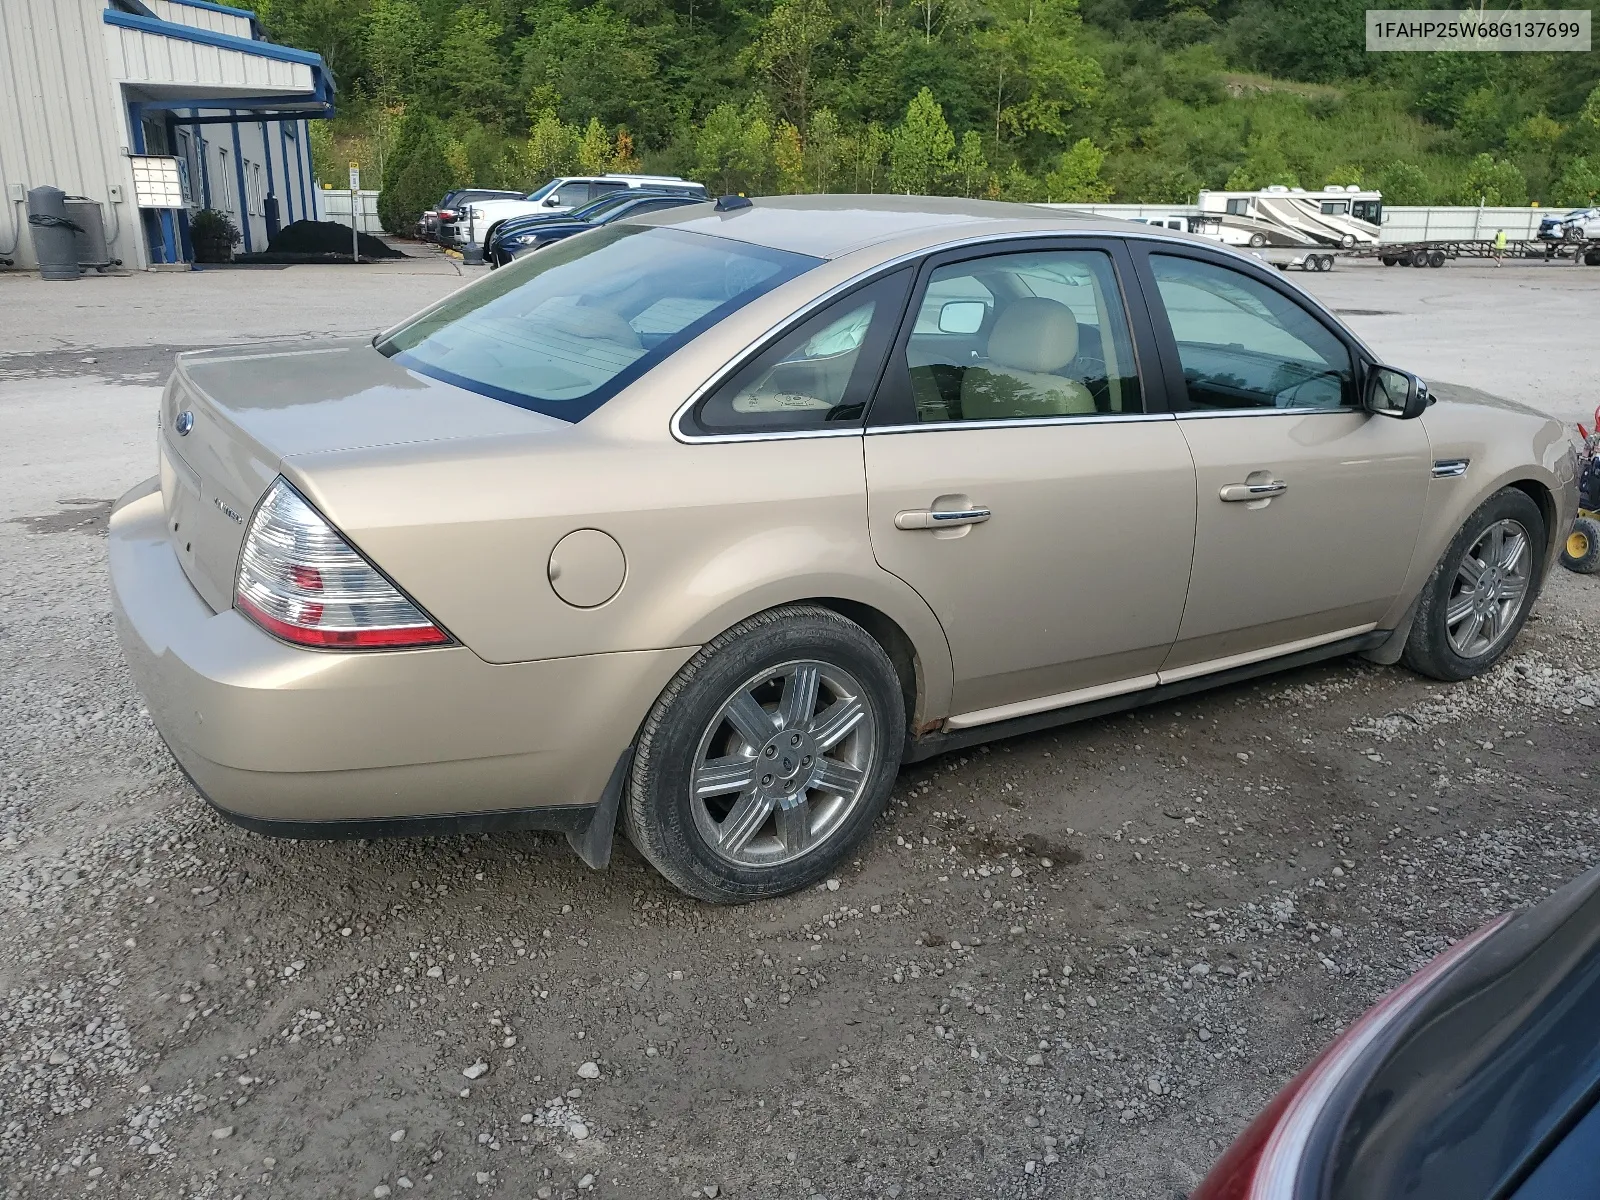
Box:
1193;866;1600;1200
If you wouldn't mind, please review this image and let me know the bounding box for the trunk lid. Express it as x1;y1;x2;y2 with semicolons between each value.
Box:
158;338;565;612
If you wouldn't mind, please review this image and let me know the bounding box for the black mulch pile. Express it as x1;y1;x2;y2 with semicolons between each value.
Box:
233;220;405;263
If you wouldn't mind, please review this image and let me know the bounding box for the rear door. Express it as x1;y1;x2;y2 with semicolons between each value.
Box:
1131;245;1430;677
864;238;1197;727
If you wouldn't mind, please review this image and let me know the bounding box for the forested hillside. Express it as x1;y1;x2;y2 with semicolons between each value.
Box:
256;0;1600;228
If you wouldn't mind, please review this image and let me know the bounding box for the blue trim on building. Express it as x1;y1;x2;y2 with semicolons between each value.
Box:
290;122;308;220
280;123;294;222
193;111;212;209
229;113;252;252
103;9;321;65
260;119;279;234
159;210;178;262
165;0;260;24
136;94;332;114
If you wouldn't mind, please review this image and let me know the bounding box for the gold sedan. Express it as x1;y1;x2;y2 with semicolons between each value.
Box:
109;196;1580;902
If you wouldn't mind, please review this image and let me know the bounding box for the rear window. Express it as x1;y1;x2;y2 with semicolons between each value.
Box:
377;226;819;421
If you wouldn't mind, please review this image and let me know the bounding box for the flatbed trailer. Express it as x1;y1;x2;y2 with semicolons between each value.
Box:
1246;238;1600;271
1350;238;1600;268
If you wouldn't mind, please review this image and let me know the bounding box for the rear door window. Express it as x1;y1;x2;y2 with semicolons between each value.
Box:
902;248;1143;423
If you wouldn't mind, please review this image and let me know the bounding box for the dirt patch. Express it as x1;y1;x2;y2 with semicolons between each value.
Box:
8;497;112;535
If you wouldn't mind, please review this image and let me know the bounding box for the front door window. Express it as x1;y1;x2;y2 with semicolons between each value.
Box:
1148;254;1353;410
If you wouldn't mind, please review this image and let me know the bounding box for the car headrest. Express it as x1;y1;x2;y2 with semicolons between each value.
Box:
986;297;1079;374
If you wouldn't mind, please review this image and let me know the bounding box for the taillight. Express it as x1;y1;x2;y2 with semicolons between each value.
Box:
234;478;448;650
1191;915;1510;1200
437;209;455;221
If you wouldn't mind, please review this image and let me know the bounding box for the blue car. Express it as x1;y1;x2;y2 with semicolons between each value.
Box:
486;191;704;267
1194;864;1600;1200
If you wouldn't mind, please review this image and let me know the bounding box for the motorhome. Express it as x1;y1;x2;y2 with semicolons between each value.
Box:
1196;185;1382;249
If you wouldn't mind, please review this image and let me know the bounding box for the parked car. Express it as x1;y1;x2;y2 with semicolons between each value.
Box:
448;175;706;247
1560;207;1600;240
110;197;1579;903
420;189;522;242
483;190;685;266
1192;864;1600;1200
1536;209;1582;241
486;191;704;266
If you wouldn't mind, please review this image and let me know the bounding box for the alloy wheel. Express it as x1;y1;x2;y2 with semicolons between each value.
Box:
1445;518;1532;658
689;660;877;868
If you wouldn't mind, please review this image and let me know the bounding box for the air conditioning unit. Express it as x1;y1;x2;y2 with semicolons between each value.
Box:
64;198;116;270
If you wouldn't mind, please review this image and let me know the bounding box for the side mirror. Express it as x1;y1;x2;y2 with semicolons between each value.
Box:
938;300;987;335
543;196;561;207
1364;365;1429;420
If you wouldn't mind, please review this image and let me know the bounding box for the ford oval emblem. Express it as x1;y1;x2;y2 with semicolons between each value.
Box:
174;410;194;436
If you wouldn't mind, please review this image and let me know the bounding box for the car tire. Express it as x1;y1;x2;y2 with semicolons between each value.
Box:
1249;233;1266;248
623;604;905;903
1401;488;1546;682
1561;515;1600;574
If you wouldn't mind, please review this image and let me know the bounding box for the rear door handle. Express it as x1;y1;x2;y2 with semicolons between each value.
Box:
895;505;992;530
1219;480;1287;503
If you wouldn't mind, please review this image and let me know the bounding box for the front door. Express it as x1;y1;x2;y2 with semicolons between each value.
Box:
1136;249;1430;676
865;241;1197;727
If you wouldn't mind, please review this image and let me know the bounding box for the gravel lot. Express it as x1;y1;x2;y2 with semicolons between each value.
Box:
1;254;1596;1200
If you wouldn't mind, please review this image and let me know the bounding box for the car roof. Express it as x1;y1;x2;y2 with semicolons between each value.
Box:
626;194;1147;259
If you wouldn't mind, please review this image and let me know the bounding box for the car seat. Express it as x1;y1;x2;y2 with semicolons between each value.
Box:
959;297;1096;420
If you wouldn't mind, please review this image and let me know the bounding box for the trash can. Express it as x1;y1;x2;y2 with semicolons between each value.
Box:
26;186;82;280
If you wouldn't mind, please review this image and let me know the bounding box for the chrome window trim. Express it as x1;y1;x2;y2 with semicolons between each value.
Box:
1175;406;1361;419
867;412;1176;436
671;227;1205;445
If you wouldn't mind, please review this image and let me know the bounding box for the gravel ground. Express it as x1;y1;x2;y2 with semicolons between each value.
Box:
0;256;1596;1200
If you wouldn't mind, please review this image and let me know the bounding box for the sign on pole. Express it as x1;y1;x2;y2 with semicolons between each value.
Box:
349;161;360;263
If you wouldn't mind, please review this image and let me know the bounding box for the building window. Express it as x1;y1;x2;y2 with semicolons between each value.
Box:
218;147;233;214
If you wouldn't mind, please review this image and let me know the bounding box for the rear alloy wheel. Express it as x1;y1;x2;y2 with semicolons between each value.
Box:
1402;488;1545;681
624;605;904;902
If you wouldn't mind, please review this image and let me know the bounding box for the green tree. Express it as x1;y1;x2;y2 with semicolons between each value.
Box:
955;130;989;197
805;108;844;191
1552;156;1600;206
526;110;580;184
751;0;835;129
695;101;776;194
889;88;955;194
1225;133;1295;190
365;0;426;104
999;162;1041;202
1456;153;1528;205
378;117;454;232
852;122;892;192
515;0;667;146
774;121;806;193
437;6;509;124
577;118;613;175
1044;138;1112;201
1376;161;1431;205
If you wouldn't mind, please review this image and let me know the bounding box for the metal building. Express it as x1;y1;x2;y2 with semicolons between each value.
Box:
0;0;334;272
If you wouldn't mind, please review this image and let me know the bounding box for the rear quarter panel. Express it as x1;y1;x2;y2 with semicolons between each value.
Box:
286;429;956;727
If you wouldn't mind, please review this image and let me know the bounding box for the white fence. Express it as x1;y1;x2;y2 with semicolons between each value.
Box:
1379;206;1545;242
318;188;383;234
1049;202;1554;243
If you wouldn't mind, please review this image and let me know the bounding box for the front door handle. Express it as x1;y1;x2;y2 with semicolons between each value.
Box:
1219;479;1288;503
895;505;992;530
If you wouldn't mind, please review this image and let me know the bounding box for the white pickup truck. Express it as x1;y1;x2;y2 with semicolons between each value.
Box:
443;174;706;246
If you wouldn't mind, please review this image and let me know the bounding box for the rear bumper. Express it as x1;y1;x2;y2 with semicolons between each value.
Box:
109;477;692;829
